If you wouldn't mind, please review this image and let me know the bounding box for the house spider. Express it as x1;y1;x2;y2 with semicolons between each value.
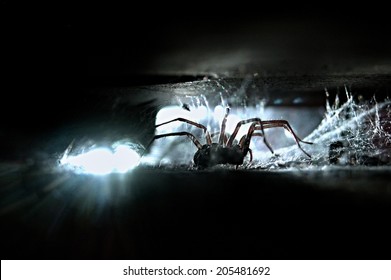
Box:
147;108;313;168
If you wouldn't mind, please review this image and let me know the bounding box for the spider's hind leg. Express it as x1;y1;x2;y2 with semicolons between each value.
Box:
239;123;275;156
257;120;313;158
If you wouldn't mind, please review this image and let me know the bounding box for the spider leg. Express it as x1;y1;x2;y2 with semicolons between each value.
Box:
239;132;274;154
239;135;246;147
259;120;313;145
254;120;312;158
218;107;230;146
239;137;256;165
250;132;275;154
145;132;203;154
227;118;264;147
211;131;229;145
248;148;253;162
241;122;275;155
155;118;212;145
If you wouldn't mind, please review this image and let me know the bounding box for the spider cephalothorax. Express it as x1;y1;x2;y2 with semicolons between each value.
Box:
146;108;312;168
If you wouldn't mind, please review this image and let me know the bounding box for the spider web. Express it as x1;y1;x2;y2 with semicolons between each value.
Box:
251;87;391;170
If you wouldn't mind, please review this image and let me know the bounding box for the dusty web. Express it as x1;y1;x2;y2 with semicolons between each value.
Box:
253;87;391;170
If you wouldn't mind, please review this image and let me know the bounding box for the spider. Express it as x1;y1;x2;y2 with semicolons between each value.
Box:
146;107;313;168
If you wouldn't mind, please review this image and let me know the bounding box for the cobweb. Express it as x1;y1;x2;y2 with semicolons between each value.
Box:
253;87;391;170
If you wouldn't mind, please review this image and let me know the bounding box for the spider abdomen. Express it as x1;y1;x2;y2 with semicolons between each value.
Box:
193;143;245;168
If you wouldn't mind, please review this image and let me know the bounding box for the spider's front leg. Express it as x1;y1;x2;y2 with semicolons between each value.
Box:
227;118;274;150
155;118;212;145
143;132;203;158
218;107;230;146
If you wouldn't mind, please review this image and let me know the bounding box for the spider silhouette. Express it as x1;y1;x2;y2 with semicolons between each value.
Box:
146;108;313;168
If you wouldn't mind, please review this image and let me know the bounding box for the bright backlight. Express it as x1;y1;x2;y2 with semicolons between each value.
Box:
60;143;141;175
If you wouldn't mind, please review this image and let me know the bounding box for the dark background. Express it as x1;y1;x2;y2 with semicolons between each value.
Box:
2;5;391;158
1;4;391;260
2;5;391;124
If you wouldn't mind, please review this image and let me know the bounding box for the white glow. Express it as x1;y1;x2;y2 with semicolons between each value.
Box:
193;105;208;121
155;105;208;133
60;143;141;175
213;105;225;122
112;144;141;173
156;106;188;122
65;148;113;175
226;114;242;134
155;106;189;131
